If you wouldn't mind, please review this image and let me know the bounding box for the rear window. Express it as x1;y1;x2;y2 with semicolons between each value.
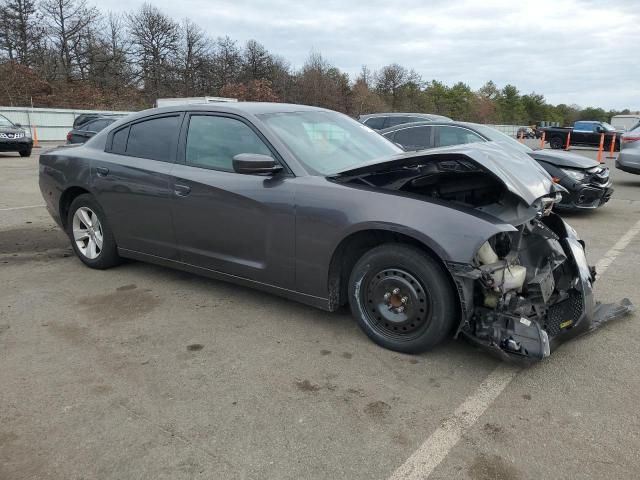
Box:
394;126;433;150
363;117;385;130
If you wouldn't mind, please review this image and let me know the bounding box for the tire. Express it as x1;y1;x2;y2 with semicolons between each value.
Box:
19;149;32;157
67;193;121;269
550;136;563;149
348;244;458;354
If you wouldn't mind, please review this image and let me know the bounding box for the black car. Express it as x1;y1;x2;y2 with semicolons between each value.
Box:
67;117;119;144
72;113;125;130
38;103;631;362
0;114;33;157
380;121;613;210
358;112;451;130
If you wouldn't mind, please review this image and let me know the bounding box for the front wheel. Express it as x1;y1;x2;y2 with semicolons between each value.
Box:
348;244;458;354
19;148;32;157
67;194;121;269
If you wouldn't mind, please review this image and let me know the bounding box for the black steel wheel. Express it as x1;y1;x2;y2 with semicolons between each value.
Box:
348;244;458;354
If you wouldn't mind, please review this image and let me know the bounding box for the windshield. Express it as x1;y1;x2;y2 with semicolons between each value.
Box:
258;111;402;175
601;122;616;132
0;115;15;128
470;124;534;154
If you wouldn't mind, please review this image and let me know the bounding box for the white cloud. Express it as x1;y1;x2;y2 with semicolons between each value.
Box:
99;0;639;110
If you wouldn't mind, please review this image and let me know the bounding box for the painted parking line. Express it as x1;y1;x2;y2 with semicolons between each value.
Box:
0;204;45;212
388;218;640;480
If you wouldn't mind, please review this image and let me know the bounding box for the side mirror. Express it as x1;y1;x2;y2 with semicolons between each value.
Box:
596;126;604;133
233;153;283;175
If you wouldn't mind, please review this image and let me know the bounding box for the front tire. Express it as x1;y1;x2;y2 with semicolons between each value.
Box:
348;244;458;354
19;148;32;157
67;194;121;269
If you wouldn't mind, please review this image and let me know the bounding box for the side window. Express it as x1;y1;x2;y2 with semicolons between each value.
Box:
111;126;129;154
394;126;433;150
363;117;385;130
574;122;590;131
185;115;271;172
435;126;484;147
126;115;180;162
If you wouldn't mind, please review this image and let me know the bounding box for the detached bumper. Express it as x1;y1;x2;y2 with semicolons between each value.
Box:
454;215;634;365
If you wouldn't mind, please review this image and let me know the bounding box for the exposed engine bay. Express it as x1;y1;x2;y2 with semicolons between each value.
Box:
334;153;634;362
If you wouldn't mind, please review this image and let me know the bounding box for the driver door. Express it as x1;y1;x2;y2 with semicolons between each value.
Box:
169;113;297;289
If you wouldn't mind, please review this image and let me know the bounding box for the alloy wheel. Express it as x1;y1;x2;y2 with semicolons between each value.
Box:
72;206;104;260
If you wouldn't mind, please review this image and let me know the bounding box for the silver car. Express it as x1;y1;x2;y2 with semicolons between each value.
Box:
616;122;640;174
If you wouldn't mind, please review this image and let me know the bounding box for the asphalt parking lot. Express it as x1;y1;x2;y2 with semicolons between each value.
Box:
1;142;639;480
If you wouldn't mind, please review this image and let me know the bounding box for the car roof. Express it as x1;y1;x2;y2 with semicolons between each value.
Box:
378;120;479;135
360;112;449;119
113;102;333;125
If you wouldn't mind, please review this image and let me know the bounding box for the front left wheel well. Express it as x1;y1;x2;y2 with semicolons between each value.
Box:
327;229;454;311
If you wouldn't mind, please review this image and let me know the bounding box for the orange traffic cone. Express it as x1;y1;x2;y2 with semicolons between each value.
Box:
31;125;40;148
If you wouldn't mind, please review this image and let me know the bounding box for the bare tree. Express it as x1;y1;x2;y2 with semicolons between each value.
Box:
40;0;99;80
0;0;43;64
211;36;241;92
241;39;272;82
179;19;211;96
127;3;180;99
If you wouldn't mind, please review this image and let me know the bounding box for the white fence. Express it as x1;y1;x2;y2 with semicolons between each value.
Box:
0;106;133;141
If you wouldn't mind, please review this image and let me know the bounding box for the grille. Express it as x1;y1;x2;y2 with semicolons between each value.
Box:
545;291;584;336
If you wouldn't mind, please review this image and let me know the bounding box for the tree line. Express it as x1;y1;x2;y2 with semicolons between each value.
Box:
0;0;632;124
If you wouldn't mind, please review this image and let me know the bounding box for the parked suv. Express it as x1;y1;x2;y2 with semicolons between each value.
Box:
358;112;451;130
0;114;33;157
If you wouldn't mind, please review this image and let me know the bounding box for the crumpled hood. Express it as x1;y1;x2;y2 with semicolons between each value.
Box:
529;149;599;169
333;142;555;206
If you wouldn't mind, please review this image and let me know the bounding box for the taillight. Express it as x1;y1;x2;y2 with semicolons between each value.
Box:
622;136;640;144
66;131;72;142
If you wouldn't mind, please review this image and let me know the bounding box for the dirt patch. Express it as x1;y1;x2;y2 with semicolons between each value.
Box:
482;422;505;439
294;379;321;393
0;226;72;265
77;288;161;323
364;400;391;419
186;344;204;351
469;453;522;480
49;322;90;345
341;352;353;359
522;393;532;400
92;385;114;395
392;432;409;446
116;284;137;291
320;349;332;356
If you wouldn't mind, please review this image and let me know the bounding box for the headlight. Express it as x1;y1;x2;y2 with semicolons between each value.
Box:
560;168;586;182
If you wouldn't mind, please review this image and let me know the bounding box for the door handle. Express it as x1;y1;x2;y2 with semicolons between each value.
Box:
174;184;191;196
96;167;109;177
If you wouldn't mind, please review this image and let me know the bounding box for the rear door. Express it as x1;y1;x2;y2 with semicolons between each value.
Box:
92;113;182;259
571;122;593;146
169;112;296;288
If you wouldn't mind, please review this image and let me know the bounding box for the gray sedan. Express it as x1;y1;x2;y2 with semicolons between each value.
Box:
616;122;640;174
38;103;631;362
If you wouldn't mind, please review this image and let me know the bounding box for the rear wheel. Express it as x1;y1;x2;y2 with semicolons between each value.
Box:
19;148;32;157
67;194;121;269
550;136;563;149
348;244;458;354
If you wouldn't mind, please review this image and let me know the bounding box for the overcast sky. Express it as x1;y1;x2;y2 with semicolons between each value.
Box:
100;0;639;110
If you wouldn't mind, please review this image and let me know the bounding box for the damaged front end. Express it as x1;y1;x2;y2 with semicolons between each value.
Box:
332;144;633;362
450;207;633;363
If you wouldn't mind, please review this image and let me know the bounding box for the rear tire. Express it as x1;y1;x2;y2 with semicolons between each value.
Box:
19;149;32;157
67;194;121;269
348;244;458;354
550;136;563;149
